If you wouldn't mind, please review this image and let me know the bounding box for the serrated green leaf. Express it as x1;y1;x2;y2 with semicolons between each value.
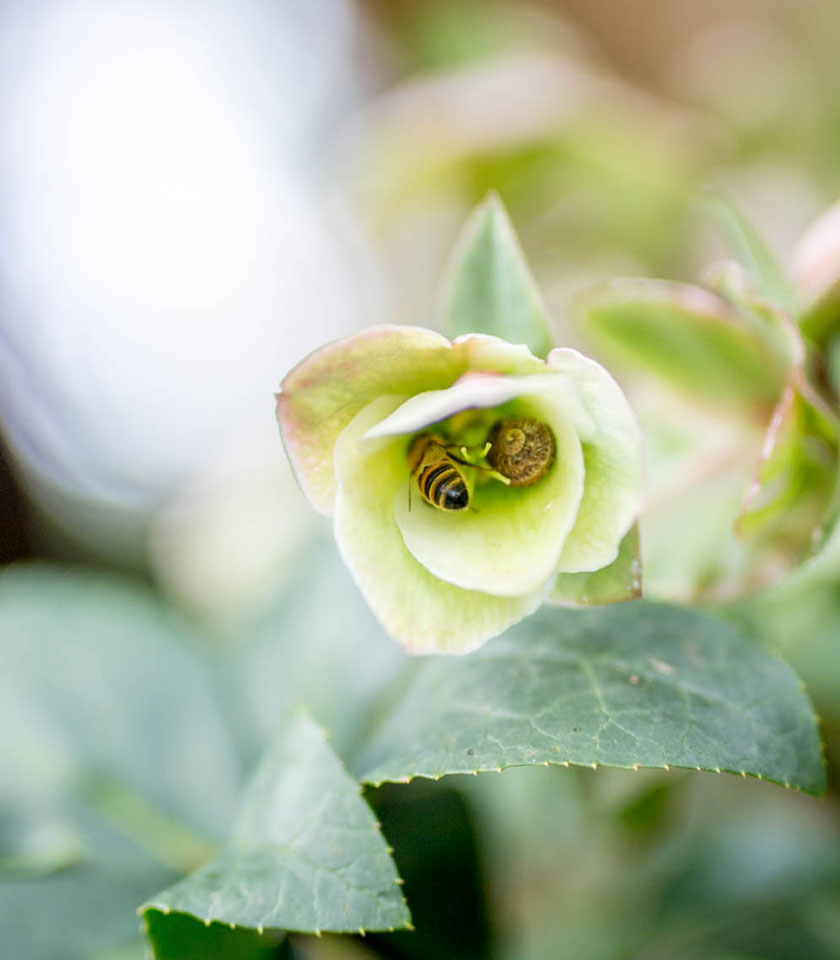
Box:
356;603;824;795
444;192;553;357
143;712;411;939
575;278;789;411
550;524;642;606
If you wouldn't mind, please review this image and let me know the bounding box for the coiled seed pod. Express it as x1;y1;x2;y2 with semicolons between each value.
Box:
486;417;555;487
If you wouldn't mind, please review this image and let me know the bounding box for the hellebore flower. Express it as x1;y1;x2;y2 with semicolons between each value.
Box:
276;325;645;655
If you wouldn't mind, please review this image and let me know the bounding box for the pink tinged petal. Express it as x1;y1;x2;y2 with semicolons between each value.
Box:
547;348;646;574
393;405;585;596
333;396;546;655
276;325;463;515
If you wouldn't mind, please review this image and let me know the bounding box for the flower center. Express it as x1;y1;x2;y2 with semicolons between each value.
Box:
407;413;555;511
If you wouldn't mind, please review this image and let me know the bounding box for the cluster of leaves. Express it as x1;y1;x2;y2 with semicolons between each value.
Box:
575;195;840;599
0;557;826;958
1;196;834;959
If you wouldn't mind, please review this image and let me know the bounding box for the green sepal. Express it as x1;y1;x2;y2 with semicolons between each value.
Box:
444;192;553;358
549;524;642;606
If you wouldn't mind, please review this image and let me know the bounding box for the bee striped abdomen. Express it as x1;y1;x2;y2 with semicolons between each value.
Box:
407;434;471;511
420;463;469;510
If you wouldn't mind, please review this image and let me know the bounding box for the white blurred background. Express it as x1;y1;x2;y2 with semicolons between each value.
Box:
0;0;388;615
5;0;840;619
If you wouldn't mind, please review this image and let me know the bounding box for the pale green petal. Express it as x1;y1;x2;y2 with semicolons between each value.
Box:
454;333;548;375
548;348;646;573
277;326;463;515
364;372;593;443
394;408;585;597
364;374;529;443
333;397;546;655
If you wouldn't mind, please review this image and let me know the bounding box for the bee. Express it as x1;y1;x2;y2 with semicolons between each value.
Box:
407;433;471;511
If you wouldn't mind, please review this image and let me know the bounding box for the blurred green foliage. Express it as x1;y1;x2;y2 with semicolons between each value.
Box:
6;2;840;958
1;547;838;959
